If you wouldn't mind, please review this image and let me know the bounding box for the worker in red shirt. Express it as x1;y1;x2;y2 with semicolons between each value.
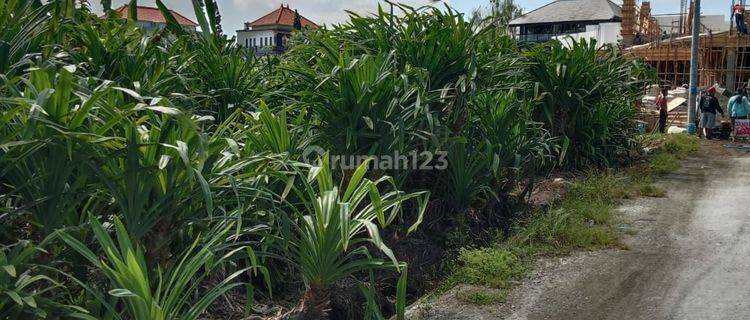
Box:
735;4;748;35
655;87;669;133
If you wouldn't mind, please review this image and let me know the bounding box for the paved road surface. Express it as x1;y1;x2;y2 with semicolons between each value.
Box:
410;142;750;320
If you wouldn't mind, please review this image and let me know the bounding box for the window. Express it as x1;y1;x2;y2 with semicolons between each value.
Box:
245;38;248;48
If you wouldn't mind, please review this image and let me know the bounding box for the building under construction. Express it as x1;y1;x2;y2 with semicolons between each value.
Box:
624;1;747;91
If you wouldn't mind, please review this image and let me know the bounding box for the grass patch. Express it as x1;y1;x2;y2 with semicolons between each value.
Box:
508;173;626;254
651;152;680;175
642;133;700;175
441;172;630;297
443;247;526;290
660;133;700;157
635;183;666;198
457;289;506;305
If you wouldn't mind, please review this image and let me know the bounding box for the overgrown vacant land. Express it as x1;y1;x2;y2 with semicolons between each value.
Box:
1;1;656;319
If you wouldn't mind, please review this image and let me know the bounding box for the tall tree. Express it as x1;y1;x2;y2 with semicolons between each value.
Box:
293;9;302;30
472;0;523;34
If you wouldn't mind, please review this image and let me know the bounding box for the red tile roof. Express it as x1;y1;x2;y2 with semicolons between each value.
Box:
246;5;318;29
112;5;198;27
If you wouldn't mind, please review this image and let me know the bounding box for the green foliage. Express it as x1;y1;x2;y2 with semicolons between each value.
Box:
527;39;654;167
456;288;506;305
650;153;681;175
641;133;700;175
279;154;428;318
451;247;525;289
58;215;257;320
444;140;493;211
660;134;701;156
637;183;666;198
0;241;84;319
0;0;51;77
469;91;551;191
0;0;656;318
284;41;433;159
1;67;107;234
340;4;476;93
509;173;625;253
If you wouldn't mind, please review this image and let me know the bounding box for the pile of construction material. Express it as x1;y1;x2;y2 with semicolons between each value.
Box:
641;85;689;112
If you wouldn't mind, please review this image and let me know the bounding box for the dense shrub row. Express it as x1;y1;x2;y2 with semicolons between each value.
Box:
0;1;652;319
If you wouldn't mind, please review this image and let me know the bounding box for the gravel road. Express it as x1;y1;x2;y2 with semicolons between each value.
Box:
409;142;750;320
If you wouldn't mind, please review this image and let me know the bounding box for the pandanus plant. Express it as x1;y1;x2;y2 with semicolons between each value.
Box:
0;67;112;236
0;0;52;77
526;39;653;167
58;215;260;320
279;154;428;319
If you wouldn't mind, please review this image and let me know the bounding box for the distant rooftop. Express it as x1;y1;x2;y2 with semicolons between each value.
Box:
509;0;622;26
112;5;198;27
245;4;318;29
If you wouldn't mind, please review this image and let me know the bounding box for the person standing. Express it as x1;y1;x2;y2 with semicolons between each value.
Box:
698;87;725;139
735;4;748;35
728;87;750;133
655;87;669;133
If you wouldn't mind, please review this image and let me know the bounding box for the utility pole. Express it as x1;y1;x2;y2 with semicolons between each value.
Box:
687;0;701;135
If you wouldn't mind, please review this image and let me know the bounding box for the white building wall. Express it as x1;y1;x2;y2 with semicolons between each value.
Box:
553;22;622;47
236;29;277;49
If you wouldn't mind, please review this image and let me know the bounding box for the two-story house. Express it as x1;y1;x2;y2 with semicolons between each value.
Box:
236;4;318;55
509;0;622;43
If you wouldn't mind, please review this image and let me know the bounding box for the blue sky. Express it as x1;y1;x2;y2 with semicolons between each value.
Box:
93;1;730;36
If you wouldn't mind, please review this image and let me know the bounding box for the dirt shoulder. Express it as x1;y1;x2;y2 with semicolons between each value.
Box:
407;141;750;320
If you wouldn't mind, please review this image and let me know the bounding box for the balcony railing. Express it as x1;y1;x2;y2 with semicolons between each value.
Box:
517;33;557;43
248;45;287;55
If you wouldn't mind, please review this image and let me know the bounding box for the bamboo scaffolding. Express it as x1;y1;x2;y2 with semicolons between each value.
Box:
622;1;750;91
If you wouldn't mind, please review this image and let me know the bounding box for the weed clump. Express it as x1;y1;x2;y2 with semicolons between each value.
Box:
457;289;507;305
